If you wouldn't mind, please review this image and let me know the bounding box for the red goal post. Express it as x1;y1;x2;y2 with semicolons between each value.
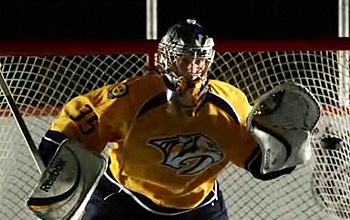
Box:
0;38;350;220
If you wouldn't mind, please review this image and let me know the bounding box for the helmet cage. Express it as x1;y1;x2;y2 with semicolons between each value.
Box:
157;19;215;81
157;41;215;88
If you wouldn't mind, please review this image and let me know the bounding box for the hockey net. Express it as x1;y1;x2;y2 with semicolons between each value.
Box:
0;39;349;220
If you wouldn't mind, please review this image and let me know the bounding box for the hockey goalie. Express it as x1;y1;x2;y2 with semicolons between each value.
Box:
26;81;321;220
26;19;321;220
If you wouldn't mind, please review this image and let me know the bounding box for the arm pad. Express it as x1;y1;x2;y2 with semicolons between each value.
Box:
38;130;67;166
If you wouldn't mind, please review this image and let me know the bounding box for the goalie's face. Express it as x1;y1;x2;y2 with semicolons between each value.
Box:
162;55;211;113
175;56;210;82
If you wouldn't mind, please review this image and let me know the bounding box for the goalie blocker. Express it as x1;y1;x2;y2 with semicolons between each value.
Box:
245;82;321;180
27;139;107;220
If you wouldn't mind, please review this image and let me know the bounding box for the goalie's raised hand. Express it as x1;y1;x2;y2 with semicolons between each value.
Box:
246;82;321;178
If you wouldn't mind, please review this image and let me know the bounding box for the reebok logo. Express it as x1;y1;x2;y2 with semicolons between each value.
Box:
39;158;67;192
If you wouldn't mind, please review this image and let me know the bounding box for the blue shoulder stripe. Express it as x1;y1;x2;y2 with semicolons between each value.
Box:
206;92;240;123
137;92;168;118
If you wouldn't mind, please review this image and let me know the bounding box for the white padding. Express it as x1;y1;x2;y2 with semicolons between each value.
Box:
247;82;321;174
27;139;107;220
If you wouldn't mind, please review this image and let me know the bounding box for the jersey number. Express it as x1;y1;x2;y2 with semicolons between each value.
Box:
69;104;98;135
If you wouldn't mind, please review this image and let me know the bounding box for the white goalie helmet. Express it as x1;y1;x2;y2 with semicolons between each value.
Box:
157;19;215;112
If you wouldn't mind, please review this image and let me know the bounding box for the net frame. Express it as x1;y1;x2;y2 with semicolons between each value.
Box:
0;38;350;220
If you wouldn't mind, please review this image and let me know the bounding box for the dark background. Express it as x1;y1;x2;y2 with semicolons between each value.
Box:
0;1;340;41
0;1;344;107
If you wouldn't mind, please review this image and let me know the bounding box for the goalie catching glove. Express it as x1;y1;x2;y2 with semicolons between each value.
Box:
246;82;321;178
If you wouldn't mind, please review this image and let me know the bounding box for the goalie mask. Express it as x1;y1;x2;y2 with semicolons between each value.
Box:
157;19;215;114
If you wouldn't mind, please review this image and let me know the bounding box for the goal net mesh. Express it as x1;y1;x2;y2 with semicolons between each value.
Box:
0;40;349;220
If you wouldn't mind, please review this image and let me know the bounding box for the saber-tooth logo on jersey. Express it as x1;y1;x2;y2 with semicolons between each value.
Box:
148;133;223;175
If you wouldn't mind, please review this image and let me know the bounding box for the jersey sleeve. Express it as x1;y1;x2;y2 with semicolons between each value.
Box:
230;88;259;168
50;78;138;153
49;88;114;153
229;87;252;126
49;75;164;153
209;80;258;168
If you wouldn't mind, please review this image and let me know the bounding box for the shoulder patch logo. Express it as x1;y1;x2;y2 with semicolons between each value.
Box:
108;83;128;99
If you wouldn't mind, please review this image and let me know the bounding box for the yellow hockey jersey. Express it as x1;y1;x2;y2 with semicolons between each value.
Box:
50;73;257;209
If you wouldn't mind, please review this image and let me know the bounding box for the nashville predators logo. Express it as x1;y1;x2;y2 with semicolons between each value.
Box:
108;82;128;99
148;133;223;175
